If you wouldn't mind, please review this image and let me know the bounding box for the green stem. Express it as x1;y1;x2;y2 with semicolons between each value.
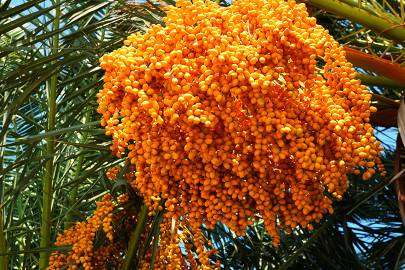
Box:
64;110;90;229
148;233;160;270
63;155;84;229
305;0;405;42
121;204;148;270
339;0;400;23
371;93;400;108
39;2;60;269
0;93;9;270
146;208;164;270
357;74;405;89
279;218;334;270
0;215;6;270
350;39;402;53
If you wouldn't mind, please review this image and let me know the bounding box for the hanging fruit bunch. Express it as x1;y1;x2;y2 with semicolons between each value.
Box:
97;0;385;247
49;166;218;270
48;193;121;270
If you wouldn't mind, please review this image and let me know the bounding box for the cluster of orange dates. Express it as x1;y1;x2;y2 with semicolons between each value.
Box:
49;167;218;270
48;194;119;270
50;0;385;268
98;0;384;245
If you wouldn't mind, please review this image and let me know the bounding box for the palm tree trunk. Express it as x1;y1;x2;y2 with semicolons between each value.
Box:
39;1;61;268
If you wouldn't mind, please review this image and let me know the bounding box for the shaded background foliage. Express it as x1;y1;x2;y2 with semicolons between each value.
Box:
0;0;404;269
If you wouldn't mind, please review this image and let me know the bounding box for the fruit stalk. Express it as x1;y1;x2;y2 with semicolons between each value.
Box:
122;204;148;270
306;0;405;42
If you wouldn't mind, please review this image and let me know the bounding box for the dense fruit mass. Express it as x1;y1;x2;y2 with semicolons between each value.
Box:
49;167;218;269
97;0;384;246
48;194;118;270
